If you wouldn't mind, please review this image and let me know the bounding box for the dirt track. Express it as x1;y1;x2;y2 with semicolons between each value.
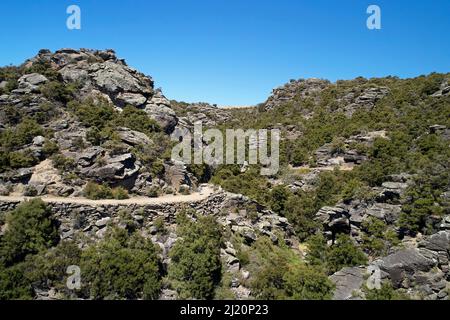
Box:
0;186;215;206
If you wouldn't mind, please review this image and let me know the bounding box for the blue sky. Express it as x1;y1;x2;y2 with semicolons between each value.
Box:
0;0;449;105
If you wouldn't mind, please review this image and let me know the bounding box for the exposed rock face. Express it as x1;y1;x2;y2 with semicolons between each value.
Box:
341;87;390;116
314;171;413;243
315;205;351;239
263;77;390;118
116;127;153;146
329;267;366;300
0;167;34;184
144;90;178;133
27;48;178;131
28;159;70;196
264;78;331;112
376;248;439;284
164;161;196;191
13;73;48;94
432;80;450;97
330;228;450;300
81;152;141;186
89;61;153;97
364;203;402;224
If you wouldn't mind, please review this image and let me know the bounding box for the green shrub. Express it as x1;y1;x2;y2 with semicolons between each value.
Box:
80;227;161;299
0;241;83;300
0;65;21;95
153;217;166;235
0;105;23;125
42;140;59;157
8;151;37;169
341;179;367;203
187;164;211;183
83;182;113;200
70;98;115;129
361;217;399;256
269;185;290;215
23;185;38;197
283;264;335;300
40;81;76;103
0;262;34;300
148;186;160;198
150;159;165;178
83;182;130;200
111;186;129;200
51;153;75;172
114;105;160;134
363;282;410;300
306;233;368;274
0;118;44;151
0;199;59;266
169;212;222;299
326;234;368;273
397;165;448;235
283;193;319;241
23;58;59;81
249;237;334;300
178;185;190;195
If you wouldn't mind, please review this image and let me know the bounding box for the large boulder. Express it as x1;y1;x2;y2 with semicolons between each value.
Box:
315;205;351;237
0;167;34;183
116;127;153;146
376;248;438;287
89;61;153;97
419;231;450;253
164;161;196;191
13;73;48;94
75;147;104;167
329;267;366;300
145;103;178;133
364;203;402;224
81;152;140;187
116;92;147;107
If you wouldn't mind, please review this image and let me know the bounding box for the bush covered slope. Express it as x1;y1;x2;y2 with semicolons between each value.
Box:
0;49;449;300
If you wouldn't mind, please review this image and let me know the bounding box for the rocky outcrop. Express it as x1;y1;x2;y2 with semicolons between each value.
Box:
116;127;153;146
163;160;196;192
431;80;450;97
314;173;413;244
25;48;179;132
330;229;450;300
341;87;390;116
12;73;48;94
79;152;141;187
329;267;366;300
264;78;330;112
315;205;351;240
144;90;178;133
263;78;390;118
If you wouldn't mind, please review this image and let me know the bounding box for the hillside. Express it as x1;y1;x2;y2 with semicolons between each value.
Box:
0;49;449;300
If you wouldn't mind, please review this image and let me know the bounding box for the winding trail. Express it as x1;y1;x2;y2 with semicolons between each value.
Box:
0;186;215;206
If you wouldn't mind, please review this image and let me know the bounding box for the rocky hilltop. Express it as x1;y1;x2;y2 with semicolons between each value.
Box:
0;49;199;198
0;49;449;300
